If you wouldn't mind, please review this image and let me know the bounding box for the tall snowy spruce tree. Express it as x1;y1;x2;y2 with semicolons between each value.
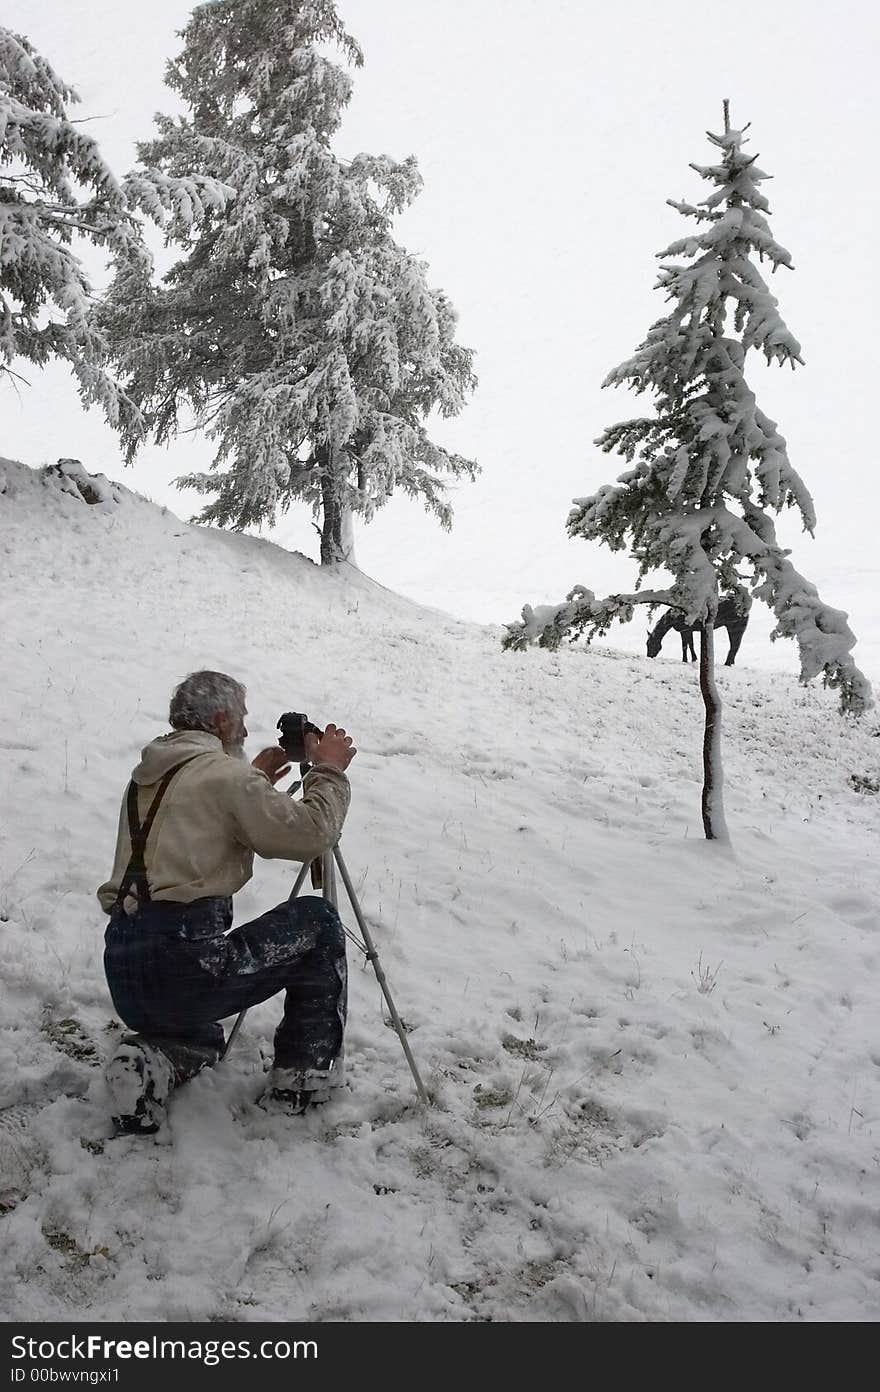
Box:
0;27;143;425
99;0;477;564
504;105;872;842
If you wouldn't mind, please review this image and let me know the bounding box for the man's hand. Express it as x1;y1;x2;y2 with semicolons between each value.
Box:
252;747;293;785
304;723;357;772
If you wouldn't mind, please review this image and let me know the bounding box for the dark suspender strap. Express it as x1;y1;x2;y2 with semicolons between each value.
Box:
115;756;201;909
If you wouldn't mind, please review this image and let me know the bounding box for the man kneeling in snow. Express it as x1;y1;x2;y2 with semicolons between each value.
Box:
97;670;356;1134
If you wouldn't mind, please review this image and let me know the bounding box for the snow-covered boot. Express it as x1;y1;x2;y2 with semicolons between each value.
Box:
260;1088;321;1116
105;1037;174;1135
260;1055;345;1115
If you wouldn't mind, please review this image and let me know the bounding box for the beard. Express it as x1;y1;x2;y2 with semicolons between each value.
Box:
223;740;247;760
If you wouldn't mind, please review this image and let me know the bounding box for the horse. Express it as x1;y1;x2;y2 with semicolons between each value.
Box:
646;596;750;665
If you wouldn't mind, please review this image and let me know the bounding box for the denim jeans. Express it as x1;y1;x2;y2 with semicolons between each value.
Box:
103;894;347;1083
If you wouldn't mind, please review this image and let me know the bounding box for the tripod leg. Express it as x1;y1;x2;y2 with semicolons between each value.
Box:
332;844;429;1106
222;858;315;1061
223;1006;248;1061
288;860;312;902
323;851;338;910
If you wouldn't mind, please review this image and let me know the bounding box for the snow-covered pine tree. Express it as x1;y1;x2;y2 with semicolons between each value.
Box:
504;105;872;842
0;27;143;426
99;0;477;565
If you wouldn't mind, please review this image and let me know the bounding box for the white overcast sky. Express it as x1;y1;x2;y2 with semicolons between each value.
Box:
3;0;878;671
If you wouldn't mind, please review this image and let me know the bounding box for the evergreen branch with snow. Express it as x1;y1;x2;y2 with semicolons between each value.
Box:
503;587;676;652
0;26;146;429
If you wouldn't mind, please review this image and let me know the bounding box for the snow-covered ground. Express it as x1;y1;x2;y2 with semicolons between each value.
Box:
1;456;878;1322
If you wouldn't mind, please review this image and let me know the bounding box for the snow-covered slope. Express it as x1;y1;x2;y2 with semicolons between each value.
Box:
1;458;878;1322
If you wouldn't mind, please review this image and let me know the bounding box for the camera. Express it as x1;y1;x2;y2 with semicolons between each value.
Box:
277;712;323;763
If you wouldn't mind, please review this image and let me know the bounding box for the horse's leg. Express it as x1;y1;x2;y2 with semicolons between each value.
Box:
680;630;689;662
725;623;745;666
687;630;697;662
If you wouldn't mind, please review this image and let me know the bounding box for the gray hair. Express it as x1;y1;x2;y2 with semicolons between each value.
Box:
169;670;246;732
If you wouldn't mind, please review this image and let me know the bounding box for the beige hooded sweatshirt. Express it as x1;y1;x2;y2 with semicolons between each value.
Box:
97;730;351;913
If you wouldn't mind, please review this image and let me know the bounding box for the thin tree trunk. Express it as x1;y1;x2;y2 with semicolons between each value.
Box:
699;620;730;842
319;471;343;565
318;446;357;566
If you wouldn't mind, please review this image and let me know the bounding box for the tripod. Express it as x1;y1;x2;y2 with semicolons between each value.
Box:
224;807;429;1107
